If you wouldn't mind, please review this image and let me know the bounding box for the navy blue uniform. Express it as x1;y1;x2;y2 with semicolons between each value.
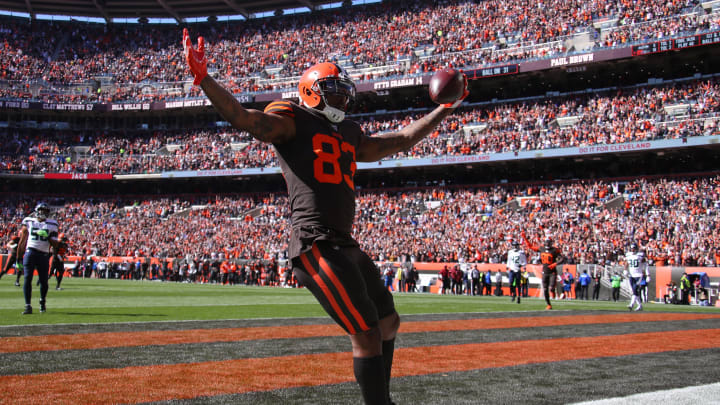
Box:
21;215;58;309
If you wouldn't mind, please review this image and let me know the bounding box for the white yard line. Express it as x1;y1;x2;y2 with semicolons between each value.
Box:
571;383;720;405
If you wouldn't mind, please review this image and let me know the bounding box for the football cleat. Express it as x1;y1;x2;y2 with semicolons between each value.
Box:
545;305;553;310
22;305;32;315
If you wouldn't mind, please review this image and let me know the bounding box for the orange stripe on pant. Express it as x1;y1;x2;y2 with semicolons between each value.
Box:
311;244;370;332
299;250;357;334
1;329;719;405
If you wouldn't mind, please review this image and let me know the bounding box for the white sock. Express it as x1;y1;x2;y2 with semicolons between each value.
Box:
629;296;636;307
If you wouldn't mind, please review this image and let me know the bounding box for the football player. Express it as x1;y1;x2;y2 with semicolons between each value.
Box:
506;240;527;303
0;233;21;285
625;242;649;311
49;233;69;290
17;202;59;314
523;232;565;310
184;29;468;405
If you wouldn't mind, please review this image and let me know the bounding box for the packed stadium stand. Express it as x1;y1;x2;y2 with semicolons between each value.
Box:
1;0;719;287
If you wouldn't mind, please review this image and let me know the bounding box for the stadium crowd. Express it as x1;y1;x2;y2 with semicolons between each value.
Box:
1;175;719;274
0;0;718;102
1;2;719;293
1;77;718;174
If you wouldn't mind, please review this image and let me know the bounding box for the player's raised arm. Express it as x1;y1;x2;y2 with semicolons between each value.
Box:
521;231;539;252
356;69;469;162
182;29;295;144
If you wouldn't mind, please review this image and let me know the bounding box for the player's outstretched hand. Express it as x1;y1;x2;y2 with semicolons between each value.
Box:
182;28;208;85
443;73;469;108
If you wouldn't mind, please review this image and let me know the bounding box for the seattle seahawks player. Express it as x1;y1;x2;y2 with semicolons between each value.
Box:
506;240;527;303
625;242;649;311
16;203;59;314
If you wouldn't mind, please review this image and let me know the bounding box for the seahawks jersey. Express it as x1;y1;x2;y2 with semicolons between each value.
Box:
506;248;527;272
265;100;364;257
22;216;59;253
625;251;647;278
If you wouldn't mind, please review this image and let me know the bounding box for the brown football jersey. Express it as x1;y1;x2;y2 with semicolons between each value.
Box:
265;100;364;257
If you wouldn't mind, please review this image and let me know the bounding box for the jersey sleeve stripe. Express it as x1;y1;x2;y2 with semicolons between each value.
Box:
299;251;358;334
264;101;294;116
265;110;294;118
265;101;292;109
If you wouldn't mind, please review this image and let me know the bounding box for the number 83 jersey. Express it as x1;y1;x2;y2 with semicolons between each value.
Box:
266;100;362;237
22;216;59;254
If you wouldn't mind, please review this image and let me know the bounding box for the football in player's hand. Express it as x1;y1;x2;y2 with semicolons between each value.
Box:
429;68;465;104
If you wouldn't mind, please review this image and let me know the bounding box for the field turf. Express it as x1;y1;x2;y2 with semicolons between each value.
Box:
1;278;719;404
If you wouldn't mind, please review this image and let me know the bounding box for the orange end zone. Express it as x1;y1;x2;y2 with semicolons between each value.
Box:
1;328;719;405
4;312;720;354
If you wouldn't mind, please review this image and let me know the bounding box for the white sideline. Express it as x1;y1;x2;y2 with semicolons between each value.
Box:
571;383;720;405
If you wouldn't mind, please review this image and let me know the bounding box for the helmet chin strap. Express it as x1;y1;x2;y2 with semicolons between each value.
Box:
302;100;345;123
320;104;345;123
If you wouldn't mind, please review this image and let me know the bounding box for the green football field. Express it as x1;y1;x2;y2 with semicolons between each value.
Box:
2;277;719;405
0;277;711;325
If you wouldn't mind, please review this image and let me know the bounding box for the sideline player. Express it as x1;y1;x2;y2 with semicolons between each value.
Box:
625;242;649;311
49;233;69;290
183;29;468;405
523;232;564;310
506;240;527;303
0;234;22;286
17;203;59;314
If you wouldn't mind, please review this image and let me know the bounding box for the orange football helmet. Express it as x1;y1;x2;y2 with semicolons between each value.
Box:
298;62;355;123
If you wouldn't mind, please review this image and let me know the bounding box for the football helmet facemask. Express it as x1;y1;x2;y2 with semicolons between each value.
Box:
298;62;356;123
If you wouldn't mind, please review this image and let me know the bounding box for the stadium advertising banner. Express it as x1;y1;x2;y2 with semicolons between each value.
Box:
258;90;299;102
632;30;720;56
464;64;519;79
521;47;633;73
44;173;113;180
109;103;152;111
161;167;282;178
32;135;718;180
163;94;254;108
366;76;426;91
354;135;720;169
0;96;253;112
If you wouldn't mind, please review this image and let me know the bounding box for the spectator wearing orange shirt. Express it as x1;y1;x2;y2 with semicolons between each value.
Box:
220;260;231;285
